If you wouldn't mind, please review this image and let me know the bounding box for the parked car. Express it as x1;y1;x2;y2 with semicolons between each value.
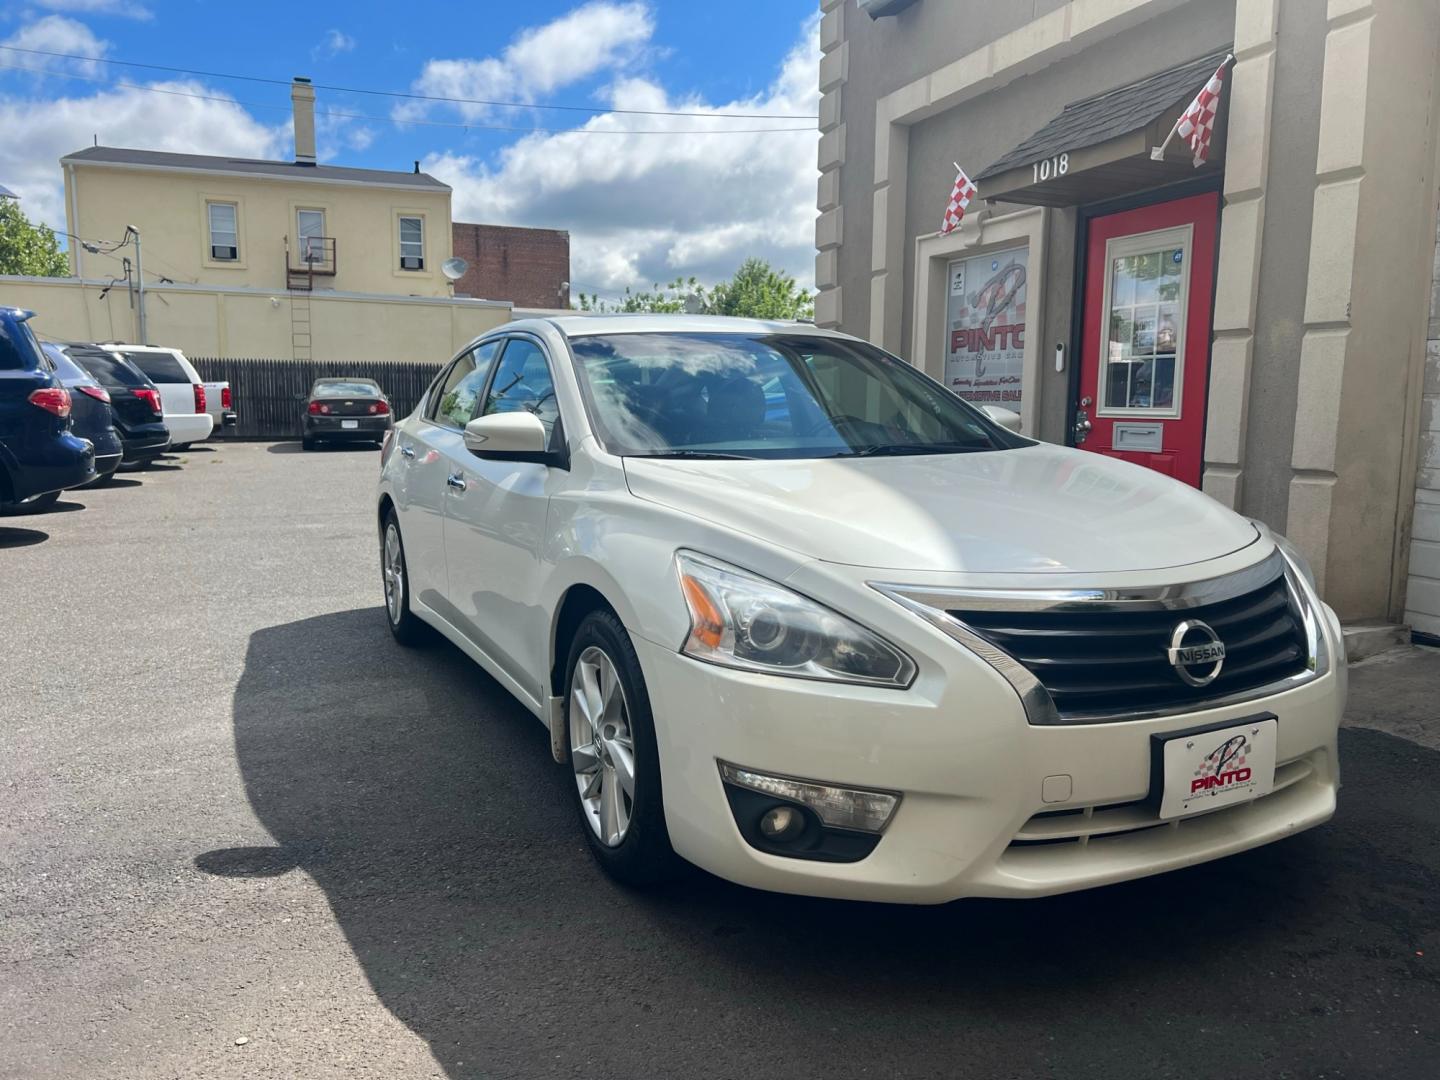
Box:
63;345;171;467
40;344;124;487
376;316;1346;903
0;308;95;511
302;378;392;450
101;344;214;450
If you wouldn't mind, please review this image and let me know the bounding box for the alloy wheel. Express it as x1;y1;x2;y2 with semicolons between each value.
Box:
569;645;636;847
382;523;405;625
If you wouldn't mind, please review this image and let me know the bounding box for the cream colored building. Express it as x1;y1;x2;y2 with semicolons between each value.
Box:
1;78;510;361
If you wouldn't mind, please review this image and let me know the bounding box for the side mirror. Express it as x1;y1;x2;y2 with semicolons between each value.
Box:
982;405;1023;433
463;411;552;463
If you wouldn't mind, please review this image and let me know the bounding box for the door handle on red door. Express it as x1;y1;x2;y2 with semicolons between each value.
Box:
1074;408;1092;445
446;472;466;491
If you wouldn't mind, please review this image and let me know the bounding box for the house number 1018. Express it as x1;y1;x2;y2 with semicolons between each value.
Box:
1032;153;1069;183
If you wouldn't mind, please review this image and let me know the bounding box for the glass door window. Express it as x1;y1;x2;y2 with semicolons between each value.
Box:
1099;225;1190;417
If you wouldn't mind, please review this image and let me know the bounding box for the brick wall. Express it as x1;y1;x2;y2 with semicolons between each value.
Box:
450;223;569;308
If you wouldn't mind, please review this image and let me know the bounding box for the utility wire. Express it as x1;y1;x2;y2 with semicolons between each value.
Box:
0;43;819;120
0;61;815;135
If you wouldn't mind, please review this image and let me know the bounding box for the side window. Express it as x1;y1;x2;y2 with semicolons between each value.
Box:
482;338;559;438
122;351;188;384
433;341;500;430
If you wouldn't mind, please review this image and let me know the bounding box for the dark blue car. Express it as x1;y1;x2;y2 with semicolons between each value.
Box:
42;343;124;486
0;308;95;512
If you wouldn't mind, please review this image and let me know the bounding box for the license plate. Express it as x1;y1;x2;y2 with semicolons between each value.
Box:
1153;715;1277;820
341;420;359;429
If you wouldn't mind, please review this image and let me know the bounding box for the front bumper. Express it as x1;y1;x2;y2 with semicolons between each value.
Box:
633;606;1343;904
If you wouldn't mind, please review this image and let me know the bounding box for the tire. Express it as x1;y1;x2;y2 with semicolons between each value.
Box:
301;436;317;451
563;609;679;887
381;510;427;646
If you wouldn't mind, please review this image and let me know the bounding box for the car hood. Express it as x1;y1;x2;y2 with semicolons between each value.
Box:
622;442;1258;574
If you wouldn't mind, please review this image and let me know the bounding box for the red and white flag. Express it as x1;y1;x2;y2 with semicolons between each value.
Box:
1158;55;1233;167
940;164;977;235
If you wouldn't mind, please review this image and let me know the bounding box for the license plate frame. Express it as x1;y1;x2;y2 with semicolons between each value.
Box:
1148;713;1278;820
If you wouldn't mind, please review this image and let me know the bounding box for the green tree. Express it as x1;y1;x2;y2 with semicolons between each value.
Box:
0;200;70;277
578;276;708;314
576;259;815;319
708;257;814;320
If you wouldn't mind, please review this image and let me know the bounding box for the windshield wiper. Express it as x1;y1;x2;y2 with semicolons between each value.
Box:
834;442;989;458
628;450;757;461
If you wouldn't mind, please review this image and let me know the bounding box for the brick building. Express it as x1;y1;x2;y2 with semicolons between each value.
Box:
450;222;570;308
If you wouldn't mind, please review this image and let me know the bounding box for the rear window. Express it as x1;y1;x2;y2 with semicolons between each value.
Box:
313;381;382;398
72;350;150;388
122;350;190;385
0;318;43;371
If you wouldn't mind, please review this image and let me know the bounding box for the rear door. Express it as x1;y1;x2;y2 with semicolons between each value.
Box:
441;334;562;695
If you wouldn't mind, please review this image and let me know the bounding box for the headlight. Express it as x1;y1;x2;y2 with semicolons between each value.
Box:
675;552;916;687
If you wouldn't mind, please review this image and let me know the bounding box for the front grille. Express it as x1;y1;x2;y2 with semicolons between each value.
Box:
949;569;1309;720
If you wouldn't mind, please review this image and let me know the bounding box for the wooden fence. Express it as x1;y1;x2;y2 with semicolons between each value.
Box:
190;357;443;439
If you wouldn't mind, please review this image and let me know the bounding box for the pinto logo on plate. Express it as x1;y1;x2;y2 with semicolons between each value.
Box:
1190;732;1255;796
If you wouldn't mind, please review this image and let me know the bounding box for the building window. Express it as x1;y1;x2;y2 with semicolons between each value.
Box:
297;208;326;263
1097;225;1191;418
399;216;424;270
207;202;238;261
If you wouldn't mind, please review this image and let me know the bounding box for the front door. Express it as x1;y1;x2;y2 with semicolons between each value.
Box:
442;335;562;701
1076;191;1218;486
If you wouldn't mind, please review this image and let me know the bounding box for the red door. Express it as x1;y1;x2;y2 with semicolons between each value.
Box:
1075;192;1219;486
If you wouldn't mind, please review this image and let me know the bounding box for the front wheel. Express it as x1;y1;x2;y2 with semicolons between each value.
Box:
564;610;679;886
381;510;426;645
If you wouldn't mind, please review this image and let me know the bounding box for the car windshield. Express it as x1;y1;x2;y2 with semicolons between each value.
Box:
568;332;1025;459
313;381;381;398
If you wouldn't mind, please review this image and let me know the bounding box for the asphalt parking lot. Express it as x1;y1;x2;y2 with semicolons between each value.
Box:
2;442;1438;1080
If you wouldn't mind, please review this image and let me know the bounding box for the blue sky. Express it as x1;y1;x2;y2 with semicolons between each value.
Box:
0;1;820;298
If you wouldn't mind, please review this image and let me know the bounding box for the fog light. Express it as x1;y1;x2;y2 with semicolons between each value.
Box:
759;805;804;841
719;762;899;833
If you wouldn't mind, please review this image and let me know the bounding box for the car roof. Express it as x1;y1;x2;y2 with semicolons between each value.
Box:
509;314;847;339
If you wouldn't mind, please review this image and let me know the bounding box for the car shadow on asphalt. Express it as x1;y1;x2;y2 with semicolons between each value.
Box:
266;441;379;454
212;608;1440;1080
0;526;48;547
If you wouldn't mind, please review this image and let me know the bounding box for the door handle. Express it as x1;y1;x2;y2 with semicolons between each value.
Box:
399;444;415;458
1074;408;1092;445
446;472;466;491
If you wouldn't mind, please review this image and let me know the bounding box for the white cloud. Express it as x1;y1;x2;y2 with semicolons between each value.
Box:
1;15;111;77
398;1;653;122
423;14;820;295
0;81;283;231
312;29;356;60
25;0;152;20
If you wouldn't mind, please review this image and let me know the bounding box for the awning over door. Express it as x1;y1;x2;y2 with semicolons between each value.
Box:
974;49;1231;208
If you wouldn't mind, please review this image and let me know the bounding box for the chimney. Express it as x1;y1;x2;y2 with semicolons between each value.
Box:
291;77;316;166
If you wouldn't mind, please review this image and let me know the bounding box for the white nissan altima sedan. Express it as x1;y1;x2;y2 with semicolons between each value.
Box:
376;315;1344;903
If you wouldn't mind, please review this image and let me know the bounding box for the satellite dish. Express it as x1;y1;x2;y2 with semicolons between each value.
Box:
441;256;469;281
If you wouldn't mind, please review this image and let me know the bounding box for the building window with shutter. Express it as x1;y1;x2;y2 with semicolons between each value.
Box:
207;202;238;261
399;216;424;270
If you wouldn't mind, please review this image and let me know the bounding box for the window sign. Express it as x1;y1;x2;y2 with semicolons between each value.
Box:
944;247;1027;407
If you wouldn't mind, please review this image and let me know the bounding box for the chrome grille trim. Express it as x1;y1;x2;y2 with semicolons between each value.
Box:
872;549;1330;726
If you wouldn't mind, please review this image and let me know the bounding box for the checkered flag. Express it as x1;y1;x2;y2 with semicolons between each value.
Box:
940;164;977;235
1153;55;1233;167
